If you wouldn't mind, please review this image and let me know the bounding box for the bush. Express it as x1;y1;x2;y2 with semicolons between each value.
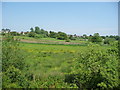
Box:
2;35;26;71
35;34;43;38
65;39;70;42
104;38;116;45
89;33;102;44
57;32;67;40
69;35;76;40
3;66;29;88
28;32;36;37
66;44;119;89
2;35;30;88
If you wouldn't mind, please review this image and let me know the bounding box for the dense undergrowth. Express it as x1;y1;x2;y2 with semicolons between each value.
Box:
2;35;119;89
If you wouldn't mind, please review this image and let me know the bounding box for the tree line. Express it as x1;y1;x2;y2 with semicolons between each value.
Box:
1;26;120;44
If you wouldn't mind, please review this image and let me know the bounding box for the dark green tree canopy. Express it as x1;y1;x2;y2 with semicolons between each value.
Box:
57;32;68;40
49;31;58;38
89;33;102;43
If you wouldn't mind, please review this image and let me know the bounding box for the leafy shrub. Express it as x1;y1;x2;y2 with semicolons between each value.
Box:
2;66;29;88
69;35;76;40
66;44;119;89
2;35;26;72
57;32;67;40
49;31;58;38
2;35;30;88
65;39;70;42
89;33;102;44
104;38;116;45
28;32;36;37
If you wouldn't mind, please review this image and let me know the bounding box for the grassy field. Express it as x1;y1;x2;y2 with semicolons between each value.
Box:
15;36;88;45
19;42;112;88
2;35;119;88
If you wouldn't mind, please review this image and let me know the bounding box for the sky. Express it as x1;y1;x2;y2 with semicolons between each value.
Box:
2;2;118;36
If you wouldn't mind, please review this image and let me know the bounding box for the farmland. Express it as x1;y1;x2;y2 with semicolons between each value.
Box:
2;29;120;89
15;36;89;45
20;43;89;88
2;34;119;89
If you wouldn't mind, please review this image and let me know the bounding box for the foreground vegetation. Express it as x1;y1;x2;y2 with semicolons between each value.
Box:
2;33;120;89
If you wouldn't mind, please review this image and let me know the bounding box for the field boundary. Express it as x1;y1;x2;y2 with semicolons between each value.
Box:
19;40;87;46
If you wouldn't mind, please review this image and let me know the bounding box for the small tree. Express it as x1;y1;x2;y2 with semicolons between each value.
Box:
28;32;36;37
69;35;76;40
57;32;67;40
35;26;40;34
30;27;34;32
101;36;106;39
89;33;102;44
2;35;30;88
49;31;58;38
104;38;116;44
10;31;20;36
83;34;88;39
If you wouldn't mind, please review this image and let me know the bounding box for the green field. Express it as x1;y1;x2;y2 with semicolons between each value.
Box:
18;42;113;88
15;36;88;45
2;36;119;88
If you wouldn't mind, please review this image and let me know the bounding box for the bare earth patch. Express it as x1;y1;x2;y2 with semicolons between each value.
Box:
20;39;82;45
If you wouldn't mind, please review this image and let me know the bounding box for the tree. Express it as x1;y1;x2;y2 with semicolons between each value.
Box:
34;26;40;34
89;35;92;37
49;31;58;38
101;36;106;39
34;27;48;37
89;33;102;43
30;27;34;32
24;31;29;35
2;35;30;88
57;32;67;40
10;31;20;36
114;36;120;40
1;28;11;35
83;34;88;39
28;32;36;37
104;38;116;44
74;34;77;37
109;35;114;38
20;31;24;35
69;35;76;40
40;29;48;37
2;35;26;72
